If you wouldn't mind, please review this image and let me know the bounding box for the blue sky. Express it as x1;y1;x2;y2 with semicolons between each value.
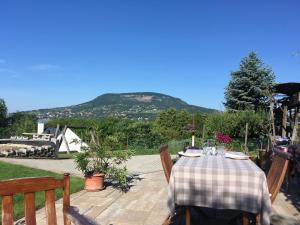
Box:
0;0;299;112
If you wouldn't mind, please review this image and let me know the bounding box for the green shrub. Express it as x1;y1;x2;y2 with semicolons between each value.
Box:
204;110;268;139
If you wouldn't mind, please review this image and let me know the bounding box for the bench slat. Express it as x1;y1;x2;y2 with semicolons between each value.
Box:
2;195;13;225
45;189;57;225
0;177;64;195
25;192;36;225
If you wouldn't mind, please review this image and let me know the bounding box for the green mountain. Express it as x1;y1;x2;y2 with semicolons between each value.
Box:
27;92;217;120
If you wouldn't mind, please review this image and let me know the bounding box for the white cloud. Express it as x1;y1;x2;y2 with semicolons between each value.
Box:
29;64;61;71
0;59;6;64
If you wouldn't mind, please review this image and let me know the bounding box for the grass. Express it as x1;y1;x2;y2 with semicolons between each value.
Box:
0;161;84;224
57;152;78;159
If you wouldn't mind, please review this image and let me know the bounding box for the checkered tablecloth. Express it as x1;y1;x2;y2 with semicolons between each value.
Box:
167;150;271;225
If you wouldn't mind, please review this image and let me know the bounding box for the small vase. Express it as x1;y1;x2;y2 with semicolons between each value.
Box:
84;173;105;191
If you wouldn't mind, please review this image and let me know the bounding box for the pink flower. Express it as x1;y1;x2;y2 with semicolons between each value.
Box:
216;133;232;144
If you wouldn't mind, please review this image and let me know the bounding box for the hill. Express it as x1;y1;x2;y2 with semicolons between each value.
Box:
26;92;217;120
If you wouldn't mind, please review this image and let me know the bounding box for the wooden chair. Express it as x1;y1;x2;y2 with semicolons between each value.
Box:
0;173;96;225
243;150;290;225
267;151;290;203
295;141;300;194
159;145;191;225
159;145;173;183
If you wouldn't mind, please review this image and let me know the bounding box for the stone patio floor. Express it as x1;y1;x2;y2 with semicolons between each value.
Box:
1;156;300;225
30;171;168;225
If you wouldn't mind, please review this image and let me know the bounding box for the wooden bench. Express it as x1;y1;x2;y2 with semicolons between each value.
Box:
0;173;96;225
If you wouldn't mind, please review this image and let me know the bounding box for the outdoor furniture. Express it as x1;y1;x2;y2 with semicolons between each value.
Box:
159;145;174;183
159;145;191;225
168;149;272;225
243;149;291;224
0;174;96;225
268;151;290;202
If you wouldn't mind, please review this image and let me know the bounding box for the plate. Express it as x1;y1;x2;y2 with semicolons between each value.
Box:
178;151;201;157
225;152;249;160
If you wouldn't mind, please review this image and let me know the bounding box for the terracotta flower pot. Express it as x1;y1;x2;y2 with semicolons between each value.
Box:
84;173;105;191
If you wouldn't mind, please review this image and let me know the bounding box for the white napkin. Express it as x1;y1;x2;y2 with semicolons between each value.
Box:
225;152;249;160
178;151;202;157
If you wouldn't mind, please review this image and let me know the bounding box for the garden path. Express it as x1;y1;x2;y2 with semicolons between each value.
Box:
0;155;163;176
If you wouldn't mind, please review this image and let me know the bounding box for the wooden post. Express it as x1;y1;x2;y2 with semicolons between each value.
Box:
202;124;205;140
291;107;299;144
54;124;60;139
267;97;276;152
62;125;70;155
90;129;96;144
282;105;288;137
270;97;276;138
191;114;195;147
244;123;249;153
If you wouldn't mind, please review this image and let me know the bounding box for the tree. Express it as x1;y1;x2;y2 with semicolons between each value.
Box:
7;112;37;136
224;52;275;111
0;98;7;126
154;108;191;140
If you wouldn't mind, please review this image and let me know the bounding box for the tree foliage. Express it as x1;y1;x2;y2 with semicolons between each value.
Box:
154;108;191;140
0;98;7;127
224;52;275;111
45;108;269;152
205;110;268;138
7;113;37;136
0;98;37;138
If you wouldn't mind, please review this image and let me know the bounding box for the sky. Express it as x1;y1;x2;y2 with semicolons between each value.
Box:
0;0;299;112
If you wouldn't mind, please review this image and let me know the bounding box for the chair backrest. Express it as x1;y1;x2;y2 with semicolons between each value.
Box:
159;145;173;183
267;151;290;203
0;173;71;225
297;141;300;153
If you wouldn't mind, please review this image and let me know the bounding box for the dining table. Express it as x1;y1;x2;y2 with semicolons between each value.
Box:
167;149;272;225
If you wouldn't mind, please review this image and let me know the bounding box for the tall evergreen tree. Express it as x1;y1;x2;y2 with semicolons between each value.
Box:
224;52;275;111
0;98;7;126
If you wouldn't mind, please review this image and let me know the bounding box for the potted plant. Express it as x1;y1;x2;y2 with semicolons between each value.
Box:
74;129;133;191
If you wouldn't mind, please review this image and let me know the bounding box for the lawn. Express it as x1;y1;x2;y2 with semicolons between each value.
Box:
0;161;84;224
57;152;78;159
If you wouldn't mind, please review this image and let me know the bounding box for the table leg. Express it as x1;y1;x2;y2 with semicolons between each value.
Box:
286;164;291;192
242;213;250;225
185;207;191;225
256;214;260;225
298;173;300;194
